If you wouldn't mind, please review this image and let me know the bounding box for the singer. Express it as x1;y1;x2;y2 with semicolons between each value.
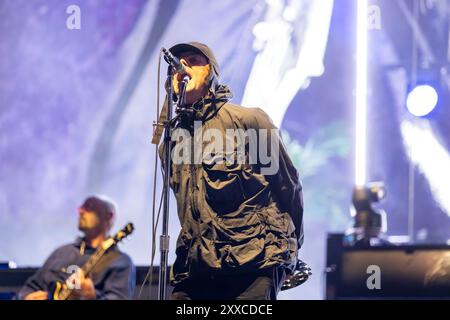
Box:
160;42;304;300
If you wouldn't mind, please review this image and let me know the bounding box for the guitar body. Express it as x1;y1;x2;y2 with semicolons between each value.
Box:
52;281;70;300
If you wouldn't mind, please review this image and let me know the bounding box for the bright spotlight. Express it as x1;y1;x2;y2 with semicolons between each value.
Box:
406;85;439;117
355;0;368;187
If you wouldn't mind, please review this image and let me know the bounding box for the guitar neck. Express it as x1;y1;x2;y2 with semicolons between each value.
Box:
57;241;114;300
80;246;108;276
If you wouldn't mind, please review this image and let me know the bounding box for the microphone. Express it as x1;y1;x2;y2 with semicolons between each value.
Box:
162;47;188;75
180;75;190;84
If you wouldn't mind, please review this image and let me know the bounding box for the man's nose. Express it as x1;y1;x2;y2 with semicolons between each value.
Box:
176;60;190;81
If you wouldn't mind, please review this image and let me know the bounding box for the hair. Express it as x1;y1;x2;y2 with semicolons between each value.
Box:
82;195;117;231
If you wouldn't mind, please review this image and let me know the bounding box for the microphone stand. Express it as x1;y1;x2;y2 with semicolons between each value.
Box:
158;67;188;300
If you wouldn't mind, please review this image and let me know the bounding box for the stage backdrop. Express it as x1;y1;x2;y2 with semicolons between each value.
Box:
1;0;449;299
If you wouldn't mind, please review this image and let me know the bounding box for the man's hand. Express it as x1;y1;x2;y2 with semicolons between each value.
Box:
79;276;96;300
24;291;48;300
72;271;96;300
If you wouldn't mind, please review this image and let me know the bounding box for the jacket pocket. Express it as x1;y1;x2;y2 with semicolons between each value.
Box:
202;160;247;214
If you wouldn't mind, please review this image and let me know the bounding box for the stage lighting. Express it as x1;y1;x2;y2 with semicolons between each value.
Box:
355;0;368;187
351;181;386;212
406;84;439;117
345;182;390;247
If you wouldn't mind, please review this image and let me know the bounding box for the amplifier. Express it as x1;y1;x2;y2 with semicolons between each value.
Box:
326;234;450;299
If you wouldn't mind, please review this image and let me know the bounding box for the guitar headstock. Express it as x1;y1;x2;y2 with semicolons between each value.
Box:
101;223;134;250
113;223;135;243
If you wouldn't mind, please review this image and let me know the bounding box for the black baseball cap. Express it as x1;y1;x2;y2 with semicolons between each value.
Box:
169;41;220;78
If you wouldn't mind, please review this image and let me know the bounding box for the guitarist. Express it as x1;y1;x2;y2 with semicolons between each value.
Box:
18;195;136;300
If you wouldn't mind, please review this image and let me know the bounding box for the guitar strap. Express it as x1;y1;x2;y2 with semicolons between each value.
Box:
79;241;86;256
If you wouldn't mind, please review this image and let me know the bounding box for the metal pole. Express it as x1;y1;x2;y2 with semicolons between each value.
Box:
158;66;173;300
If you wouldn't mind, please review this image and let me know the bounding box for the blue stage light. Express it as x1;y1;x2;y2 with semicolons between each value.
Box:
406;84;439;117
